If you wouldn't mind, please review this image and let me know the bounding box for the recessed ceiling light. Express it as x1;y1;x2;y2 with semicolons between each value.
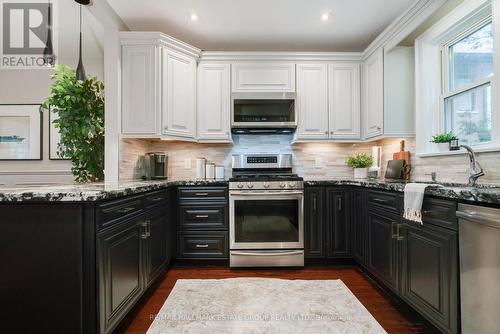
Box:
321;12;330;21
190;13;199;21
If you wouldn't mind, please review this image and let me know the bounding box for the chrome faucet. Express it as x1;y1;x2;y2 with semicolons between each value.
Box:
460;145;484;186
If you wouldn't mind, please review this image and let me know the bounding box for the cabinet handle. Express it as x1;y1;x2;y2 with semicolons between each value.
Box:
372;198;389;204
141;221;149;239
391;222;398;239
195;193;209;196
150;197;164;202
195;244;209;248
313;197;317;211
338;198;342;212
397;223;404;241
330;131;334;135
196;214;209;218
116;207;136;214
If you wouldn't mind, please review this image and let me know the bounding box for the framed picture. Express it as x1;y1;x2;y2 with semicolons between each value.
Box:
0;104;42;160
49;111;69;160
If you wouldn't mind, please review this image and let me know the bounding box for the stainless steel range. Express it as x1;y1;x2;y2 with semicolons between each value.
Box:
229;153;304;267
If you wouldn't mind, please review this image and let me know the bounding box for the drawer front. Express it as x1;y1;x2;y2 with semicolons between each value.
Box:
421;197;457;230
179;204;228;231
143;190;168;210
178;187;227;201
97;196;144;230
367;191;400;215
177;232;228;259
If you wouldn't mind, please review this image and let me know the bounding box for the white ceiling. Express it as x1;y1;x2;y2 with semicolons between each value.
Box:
107;0;416;52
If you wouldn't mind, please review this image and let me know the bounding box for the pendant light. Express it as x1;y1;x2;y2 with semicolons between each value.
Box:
75;4;86;81
43;0;55;67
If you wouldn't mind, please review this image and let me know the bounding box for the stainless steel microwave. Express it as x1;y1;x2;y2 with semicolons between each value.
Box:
231;92;297;128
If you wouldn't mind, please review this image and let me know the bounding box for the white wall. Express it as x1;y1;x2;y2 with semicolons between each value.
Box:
0;1;104;186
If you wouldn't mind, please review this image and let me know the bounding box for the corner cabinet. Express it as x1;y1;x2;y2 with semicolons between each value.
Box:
295;63;329;140
197;63;231;142
120;33;200;140
362;48;384;139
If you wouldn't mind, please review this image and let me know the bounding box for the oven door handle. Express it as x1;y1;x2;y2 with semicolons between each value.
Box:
231;251;304;256
230;191;304;196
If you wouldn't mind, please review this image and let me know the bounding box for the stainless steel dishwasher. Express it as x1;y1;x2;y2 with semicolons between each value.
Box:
456;204;500;334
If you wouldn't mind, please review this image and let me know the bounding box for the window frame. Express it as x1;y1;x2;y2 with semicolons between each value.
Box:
440;17;493;147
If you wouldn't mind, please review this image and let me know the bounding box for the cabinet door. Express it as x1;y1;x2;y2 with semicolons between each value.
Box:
363;48;384;138
351;189;367;265
122;45;159;135
367;209;398;291
326;188;350;258
144;209;167;287
231;63;295;92
328;63;361;139
304;187;325;259
400;223;458;334
296;64;329;140
162;48;196;138
98;218;144;334
197;63;231;142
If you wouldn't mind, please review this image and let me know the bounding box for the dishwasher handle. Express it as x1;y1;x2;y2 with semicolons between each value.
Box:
456;210;500;229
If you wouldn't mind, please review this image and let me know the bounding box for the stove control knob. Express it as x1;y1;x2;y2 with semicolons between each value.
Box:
237;183;244;189
288;182;296;188
247;183;254;189
279;182;286;188
263;182;270;189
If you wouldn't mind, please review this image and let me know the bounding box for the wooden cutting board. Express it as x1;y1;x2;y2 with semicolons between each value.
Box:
393;140;411;180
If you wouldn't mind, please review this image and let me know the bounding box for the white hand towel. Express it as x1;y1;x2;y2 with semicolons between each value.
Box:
403;183;430;224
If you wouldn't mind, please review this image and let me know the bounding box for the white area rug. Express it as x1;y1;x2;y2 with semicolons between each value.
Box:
147;278;387;334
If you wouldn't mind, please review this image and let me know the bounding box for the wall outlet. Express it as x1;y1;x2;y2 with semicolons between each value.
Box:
314;157;323;169
184;159;192;169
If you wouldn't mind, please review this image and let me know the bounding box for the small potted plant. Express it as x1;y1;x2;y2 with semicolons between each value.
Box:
431;132;458;153
346;153;374;179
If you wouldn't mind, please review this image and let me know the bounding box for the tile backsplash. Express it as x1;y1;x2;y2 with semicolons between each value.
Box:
120;135;500;185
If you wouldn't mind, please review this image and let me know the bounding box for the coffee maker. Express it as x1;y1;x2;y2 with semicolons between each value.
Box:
145;152;168;180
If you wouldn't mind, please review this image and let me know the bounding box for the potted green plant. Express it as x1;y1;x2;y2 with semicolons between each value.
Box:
346;153;374;179
431;132;458;153
40;65;105;183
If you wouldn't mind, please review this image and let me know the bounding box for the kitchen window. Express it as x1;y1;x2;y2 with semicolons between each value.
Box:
442;21;493;146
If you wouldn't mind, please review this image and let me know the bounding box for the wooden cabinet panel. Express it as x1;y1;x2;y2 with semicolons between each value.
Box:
231;63;295;92
296;63;329;140
144;209;167;287
329;63;361;139
304;187;326;259
351;189;367;265
197;63;231;142
367;209;398;291
363;48;384;138
326;188;351;258
162;48;196;139
400;222;458;334
122;45;158;135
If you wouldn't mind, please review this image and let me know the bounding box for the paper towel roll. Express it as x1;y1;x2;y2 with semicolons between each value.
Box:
196;158;206;179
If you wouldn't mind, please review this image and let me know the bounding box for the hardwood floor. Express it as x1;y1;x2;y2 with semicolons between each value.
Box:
117;266;439;334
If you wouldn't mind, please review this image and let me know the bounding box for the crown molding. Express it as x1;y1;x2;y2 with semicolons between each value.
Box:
199;51;363;62
363;0;447;59
120;32;201;59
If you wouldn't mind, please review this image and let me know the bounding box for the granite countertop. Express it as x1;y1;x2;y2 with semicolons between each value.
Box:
0;179;228;202
304;178;500;205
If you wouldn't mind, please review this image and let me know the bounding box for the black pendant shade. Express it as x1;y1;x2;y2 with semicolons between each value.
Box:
43;0;55;66
75;4;86;81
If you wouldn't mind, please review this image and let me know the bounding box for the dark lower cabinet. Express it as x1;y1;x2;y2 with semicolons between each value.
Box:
367;209;399;292
144;208;168;287
400;222;458;334
326;189;351;258
98;218;144;334
304;187;325;259
351;189;366;265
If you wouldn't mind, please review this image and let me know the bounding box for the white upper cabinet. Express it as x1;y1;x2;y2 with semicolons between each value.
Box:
295;64;329;140
232;63;295;92
197;63;231;142
362;48;384;139
122;45;159;135
161;48;197;139
328;63;361;139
